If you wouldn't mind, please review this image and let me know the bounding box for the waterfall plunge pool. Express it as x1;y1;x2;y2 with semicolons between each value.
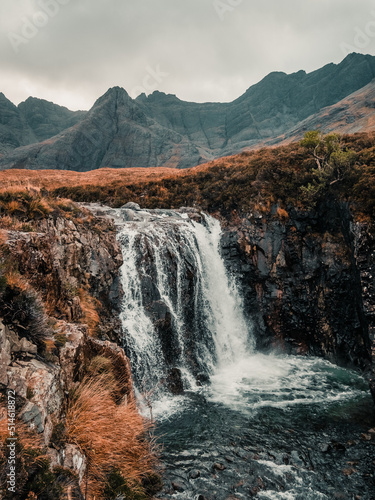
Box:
105;204;375;500
153;353;374;499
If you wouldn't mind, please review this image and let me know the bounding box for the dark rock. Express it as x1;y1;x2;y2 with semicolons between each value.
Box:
319;443;332;453
172;481;185;492
196;372;210;385
167;367;184;395
222;201;373;372
212;462;226;471
188;469;201;479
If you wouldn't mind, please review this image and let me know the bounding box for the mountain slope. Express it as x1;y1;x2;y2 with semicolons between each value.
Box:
0;53;375;171
18;97;87;142
0;88;206;171
271;79;375;144
0;93;36;155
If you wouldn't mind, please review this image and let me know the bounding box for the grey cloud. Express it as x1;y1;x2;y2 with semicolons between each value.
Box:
0;0;374;110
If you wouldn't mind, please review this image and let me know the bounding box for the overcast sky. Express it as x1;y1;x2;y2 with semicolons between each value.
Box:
0;0;375;110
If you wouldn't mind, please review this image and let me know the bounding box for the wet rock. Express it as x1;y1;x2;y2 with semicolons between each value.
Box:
221;201;373;372
189;469;201;479
167;368;184;395
319;443;332;453
122;202;141;211
172;481;185;492
213;462;226;471
196;372;210;385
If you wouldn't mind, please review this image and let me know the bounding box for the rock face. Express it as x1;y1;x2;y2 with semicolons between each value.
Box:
18;97;86;142
6;214;123;339
0;53;375;170
220;201;373;374
0;208;132;492
0;93;36;155
0;319;134;483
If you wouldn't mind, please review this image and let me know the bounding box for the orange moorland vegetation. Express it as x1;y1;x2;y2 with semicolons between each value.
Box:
65;365;159;499
0;132;374;219
0;166;183;193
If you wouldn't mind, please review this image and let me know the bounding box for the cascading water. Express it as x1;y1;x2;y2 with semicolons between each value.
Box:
117;208;254;394
112;205;373;500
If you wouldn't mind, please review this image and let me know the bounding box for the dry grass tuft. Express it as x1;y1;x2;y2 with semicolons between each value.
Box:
66;372;157;499
0;229;7;248
5;270;30;292
276;207;289;221
78;288;101;336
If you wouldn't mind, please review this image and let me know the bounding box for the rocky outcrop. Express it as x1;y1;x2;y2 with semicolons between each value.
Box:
5;214;123;339
0;318;135;491
0;207;135;494
221;201;373;373
1;53;375;170
351;222;375;399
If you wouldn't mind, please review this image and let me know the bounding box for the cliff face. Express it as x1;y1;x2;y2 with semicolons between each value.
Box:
0;208;143;497
220;202;374;389
6;214;123;339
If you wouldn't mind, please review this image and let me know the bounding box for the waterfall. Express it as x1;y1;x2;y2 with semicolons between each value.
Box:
117;207;253;394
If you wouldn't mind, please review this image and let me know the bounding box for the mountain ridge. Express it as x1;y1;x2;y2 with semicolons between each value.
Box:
1;53;375;171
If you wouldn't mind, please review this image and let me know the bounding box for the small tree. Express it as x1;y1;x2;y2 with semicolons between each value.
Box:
300;130;356;184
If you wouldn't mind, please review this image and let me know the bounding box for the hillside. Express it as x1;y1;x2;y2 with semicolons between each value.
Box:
0;53;375;171
0;131;374;220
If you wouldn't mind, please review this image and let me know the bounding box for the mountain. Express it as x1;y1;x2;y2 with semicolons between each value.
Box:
0;93;36;155
0;94;86;158
18;97;86;142
0;53;375;171
271;79;375;144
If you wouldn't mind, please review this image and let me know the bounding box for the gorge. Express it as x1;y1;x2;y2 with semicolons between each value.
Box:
1;136;375;498
92;202;375;499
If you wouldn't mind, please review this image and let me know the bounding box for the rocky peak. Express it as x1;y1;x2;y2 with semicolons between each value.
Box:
92;85;131;108
1;53;375;171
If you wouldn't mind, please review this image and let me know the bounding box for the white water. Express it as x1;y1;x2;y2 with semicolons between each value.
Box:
192;215;255;365
207;353;368;413
117;209;369;418
117;211;254;395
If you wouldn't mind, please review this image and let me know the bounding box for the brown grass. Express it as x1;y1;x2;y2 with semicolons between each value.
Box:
0;229;7;247
5;270;29;292
78;288;100;336
0;167;183;193
65;372;157;499
276;207;289;221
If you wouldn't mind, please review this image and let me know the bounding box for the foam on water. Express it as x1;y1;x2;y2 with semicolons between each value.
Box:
207;353;368;413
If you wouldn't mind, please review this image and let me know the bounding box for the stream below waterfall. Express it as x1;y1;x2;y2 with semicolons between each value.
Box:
153;355;374;499
103;204;375;500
